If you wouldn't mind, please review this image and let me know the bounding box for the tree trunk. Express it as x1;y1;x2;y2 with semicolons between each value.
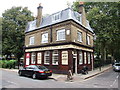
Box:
18;58;20;69
103;47;106;62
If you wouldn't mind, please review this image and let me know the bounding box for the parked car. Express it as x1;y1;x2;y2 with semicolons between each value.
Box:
113;63;120;72
18;65;52;79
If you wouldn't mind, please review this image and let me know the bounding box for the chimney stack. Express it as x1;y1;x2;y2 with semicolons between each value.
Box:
78;2;87;27
36;3;43;27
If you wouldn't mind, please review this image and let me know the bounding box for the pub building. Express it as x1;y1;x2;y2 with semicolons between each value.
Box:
24;3;94;74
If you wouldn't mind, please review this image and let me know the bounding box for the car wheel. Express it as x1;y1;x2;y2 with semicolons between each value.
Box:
32;73;37;79
19;71;22;76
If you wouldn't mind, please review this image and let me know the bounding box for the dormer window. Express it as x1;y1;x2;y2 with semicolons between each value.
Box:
52;12;61;22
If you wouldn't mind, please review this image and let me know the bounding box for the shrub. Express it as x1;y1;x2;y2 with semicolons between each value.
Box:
0;60;17;69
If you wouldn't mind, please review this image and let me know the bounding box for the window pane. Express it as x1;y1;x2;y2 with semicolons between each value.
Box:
44;51;50;64
52;12;61;22
57;29;65;41
87;36;90;45
41;33;48;43
29;36;34;45
84;52;87;64
37;52;42;64
77;31;82;42
52;51;58;65
88;52;91;64
31;52;36;64
62;51;68;65
79;51;83;64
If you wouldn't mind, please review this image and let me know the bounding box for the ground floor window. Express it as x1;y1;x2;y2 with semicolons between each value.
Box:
44;51;50;65
52;50;59;65
88;52;91;64
37;52;42;64
84;52;87;64
62;51;68;65
31;52;36;64
26;53;30;65
79;51;83;64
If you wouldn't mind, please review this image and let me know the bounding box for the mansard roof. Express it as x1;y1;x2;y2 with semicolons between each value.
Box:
25;8;93;33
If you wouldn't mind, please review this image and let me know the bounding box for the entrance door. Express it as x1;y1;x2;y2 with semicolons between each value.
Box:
73;58;76;73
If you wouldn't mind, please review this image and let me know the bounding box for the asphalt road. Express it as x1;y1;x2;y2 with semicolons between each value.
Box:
0;68;119;88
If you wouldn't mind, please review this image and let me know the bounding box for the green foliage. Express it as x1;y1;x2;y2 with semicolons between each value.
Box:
0;60;17;69
72;2;120;61
0;17;2;56
2;7;34;60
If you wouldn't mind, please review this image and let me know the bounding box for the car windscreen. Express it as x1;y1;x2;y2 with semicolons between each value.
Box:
115;64;120;66
37;66;48;70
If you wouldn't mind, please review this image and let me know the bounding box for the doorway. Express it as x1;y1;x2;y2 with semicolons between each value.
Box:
73;58;75;73
73;57;77;74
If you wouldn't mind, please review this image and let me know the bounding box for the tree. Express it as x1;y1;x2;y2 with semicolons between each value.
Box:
72;2;120;63
0;17;2;56
2;7;34;67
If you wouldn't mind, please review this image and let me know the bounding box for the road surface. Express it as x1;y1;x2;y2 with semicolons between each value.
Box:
0;68;119;88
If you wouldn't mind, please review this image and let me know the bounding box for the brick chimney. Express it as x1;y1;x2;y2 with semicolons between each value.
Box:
36;3;43;27
78;2;87;27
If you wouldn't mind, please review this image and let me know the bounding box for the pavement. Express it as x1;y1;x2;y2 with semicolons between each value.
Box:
1;64;112;82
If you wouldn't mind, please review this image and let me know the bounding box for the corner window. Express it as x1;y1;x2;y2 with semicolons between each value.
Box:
41;33;48;43
77;31;82;42
79;51;83;64
29;36;34;45
44;51;50;65
31;52;36;64
87;35;90;45
57;29;65;41
52;51;59;65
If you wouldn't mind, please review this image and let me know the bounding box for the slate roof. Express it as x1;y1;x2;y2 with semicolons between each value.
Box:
25;8;93;33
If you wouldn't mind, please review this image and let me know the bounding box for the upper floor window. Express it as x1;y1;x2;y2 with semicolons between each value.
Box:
29;36;34;45
52;13;61;22
57;29;65;41
41;33;48;43
87;35;90;45
77;31;82;42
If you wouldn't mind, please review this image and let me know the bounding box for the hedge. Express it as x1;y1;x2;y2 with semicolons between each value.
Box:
0;60;17;69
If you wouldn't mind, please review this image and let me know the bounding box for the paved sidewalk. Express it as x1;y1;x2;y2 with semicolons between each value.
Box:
50;64;112;82
1;64;112;82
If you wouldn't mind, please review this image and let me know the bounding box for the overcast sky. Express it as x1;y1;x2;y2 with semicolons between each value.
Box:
0;0;76;17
